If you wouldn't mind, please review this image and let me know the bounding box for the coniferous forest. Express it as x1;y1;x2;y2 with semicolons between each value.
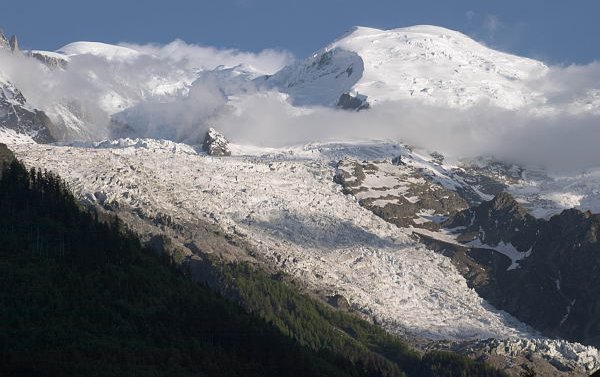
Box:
0;155;506;377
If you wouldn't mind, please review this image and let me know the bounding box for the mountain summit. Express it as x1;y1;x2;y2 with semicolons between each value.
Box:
264;25;548;109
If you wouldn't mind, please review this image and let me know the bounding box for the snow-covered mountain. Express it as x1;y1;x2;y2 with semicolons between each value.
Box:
3;24;600;375
1;35;269;142
3;24;599;144
263;25;549;109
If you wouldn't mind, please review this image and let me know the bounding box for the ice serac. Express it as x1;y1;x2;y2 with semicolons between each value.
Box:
265;25;548;109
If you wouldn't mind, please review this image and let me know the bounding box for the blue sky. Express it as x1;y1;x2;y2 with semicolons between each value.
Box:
2;0;599;64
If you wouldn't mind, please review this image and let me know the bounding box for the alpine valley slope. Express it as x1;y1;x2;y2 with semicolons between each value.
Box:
9;139;600;375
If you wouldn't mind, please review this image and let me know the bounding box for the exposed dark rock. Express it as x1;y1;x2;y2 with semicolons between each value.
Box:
430;151;444;164
391;155;404;165
9;34;18;52
453;159;524;203
441;192;600;348
444;191;540;250
337;92;370;110
30;51;68;69
202;127;231;156
335;159;468;229
328;294;351;311
0;82;56;143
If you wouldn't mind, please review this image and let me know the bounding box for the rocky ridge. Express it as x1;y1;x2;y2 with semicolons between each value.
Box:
202;128;231;156
443;194;600;349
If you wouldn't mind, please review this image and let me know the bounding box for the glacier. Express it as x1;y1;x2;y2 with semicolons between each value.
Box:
7;139;600;372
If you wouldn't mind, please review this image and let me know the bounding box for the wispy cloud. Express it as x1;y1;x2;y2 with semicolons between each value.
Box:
121;40;294;76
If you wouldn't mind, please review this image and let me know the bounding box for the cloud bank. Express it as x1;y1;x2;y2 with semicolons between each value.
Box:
212;91;600;172
121;40;294;75
2;40;600;172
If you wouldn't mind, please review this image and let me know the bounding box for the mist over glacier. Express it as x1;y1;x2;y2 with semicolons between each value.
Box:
2;29;600;172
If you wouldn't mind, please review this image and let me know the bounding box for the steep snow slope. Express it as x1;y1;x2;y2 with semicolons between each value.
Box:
10;140;600;372
264;25;548;109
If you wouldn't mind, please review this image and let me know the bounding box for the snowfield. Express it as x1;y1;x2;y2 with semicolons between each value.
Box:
265;25;548;109
9;139;600;371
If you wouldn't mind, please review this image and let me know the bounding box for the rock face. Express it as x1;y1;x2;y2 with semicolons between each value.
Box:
0;29;20;53
0;29;9;49
336;93;370;110
201;128;231;156
445;193;600;348
327;294;351;311
0;81;56;143
445;192;540;249
9;35;18;52
335;158;468;229
30;52;68;69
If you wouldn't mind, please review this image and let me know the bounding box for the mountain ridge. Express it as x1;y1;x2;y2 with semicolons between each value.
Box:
264;24;548;109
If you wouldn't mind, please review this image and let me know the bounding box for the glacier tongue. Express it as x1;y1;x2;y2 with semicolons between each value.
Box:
9;140;600;372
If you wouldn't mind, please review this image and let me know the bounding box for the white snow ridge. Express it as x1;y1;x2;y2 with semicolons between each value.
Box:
265;25;548;109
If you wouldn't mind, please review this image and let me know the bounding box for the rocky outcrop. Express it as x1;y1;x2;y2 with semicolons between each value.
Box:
444;191;540;250
0;29;9;49
337;92;369;110
202;128;231;156
30;52;68;69
9;34;18;52
0;29;20;53
443;193;600;348
335;158;468;229
327;294;351;311
0;81;56;143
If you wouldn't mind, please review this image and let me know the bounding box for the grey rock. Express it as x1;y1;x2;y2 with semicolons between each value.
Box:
9;34;18;52
328;294;351;311
337;92;370;111
0;81;56;143
335;159;468;229
0;29;9;48
444;192;600;348
202;128;231;156
30;52;68;69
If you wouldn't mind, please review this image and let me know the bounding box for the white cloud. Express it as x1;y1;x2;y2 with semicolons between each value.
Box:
484;14;501;34
3;40;600;173
120;39;294;76
207;91;600;172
